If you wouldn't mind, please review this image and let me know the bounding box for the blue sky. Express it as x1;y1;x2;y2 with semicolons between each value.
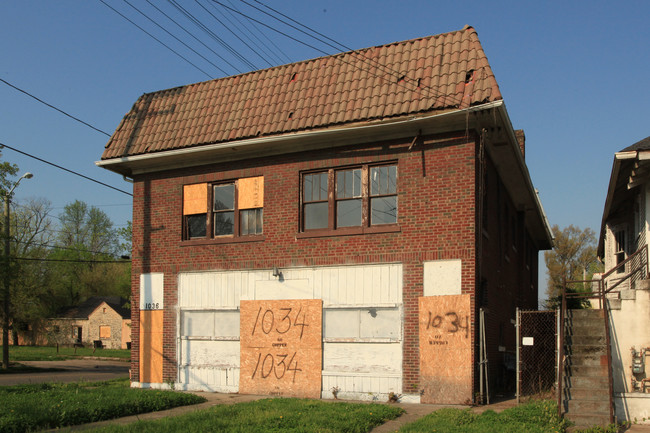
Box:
1;1;649;296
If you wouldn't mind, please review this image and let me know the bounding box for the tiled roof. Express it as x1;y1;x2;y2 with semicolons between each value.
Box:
621;136;650;152
61;296;130;320
102;25;501;160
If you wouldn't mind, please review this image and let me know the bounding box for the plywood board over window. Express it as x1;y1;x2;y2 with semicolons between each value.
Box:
99;325;111;339
419;295;472;404
238;176;264;209
239;299;322;398
183;183;208;215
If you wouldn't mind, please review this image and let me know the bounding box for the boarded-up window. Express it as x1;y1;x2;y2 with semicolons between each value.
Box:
99;325;111;339
183;177;263;240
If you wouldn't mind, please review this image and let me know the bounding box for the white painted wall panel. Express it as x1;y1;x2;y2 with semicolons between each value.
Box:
323;342;401;373
359;309;400;339
177;264;403;396
324;310;360;338
180;340;239;368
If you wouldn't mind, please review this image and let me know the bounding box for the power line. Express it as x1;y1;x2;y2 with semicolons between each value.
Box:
12;239;121;257
219;0;290;65
166;0;251;73
122;0;231;76
227;0;292;64
235;0;460;105
100;0;214;79
0;142;133;197
0;78;112;137
144;0;235;76
14;256;130;264
196;0;273;68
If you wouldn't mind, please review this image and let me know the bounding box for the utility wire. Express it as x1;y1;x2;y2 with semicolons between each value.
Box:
100;0;214;79
227;0;291;64
14;256;130;264
12;239;121;257
122;0;230;76
196;0;273;68
166;0;251;73
239;0;460;105
0;142;133;197
144;0;235;76
0;78;111;137
219;0;290;65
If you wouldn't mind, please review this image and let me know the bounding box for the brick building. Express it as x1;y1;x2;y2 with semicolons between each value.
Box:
98;26;552;403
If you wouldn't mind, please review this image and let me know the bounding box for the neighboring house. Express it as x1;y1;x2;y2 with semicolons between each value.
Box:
597;136;650;422
97;26;552;403
49;297;131;350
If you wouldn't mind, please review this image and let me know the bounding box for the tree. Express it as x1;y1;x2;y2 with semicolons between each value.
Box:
543;224;603;309
48;200;128;310
9;198;54;341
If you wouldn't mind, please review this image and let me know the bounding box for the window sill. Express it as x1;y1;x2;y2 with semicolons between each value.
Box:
180;235;265;246
296;224;401;239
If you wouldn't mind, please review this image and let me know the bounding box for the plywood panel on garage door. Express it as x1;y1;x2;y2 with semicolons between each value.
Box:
419;295;472;404
140;310;163;384
239;299;322;398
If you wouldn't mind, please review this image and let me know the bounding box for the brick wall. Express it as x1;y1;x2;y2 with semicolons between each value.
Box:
128;130;536;394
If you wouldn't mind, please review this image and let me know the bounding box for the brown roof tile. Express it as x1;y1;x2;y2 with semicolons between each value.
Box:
102;25;502;160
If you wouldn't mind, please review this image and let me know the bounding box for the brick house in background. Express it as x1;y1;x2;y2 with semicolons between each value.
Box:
97;26;552;403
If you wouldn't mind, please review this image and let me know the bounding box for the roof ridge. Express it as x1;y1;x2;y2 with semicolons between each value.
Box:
141;26;478;98
103;25;501;160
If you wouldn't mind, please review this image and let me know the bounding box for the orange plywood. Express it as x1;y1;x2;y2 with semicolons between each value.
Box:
140;310;164;384
240;299;322;398
238;176;264;209
183;183;207;215
419;295;472;404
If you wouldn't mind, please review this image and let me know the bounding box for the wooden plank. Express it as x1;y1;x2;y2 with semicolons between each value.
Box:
239;299;322;398
183;183;207;215
238;176;264;209
419;295;472;404
139;310;164;384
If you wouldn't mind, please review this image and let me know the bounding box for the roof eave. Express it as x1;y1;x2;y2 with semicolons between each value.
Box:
96;102;504;176
597;150;648;257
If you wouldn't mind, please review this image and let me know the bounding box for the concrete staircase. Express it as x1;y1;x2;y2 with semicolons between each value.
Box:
562;309;612;428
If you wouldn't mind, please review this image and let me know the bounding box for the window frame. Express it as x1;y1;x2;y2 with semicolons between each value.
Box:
298;162;399;238
182;178;264;244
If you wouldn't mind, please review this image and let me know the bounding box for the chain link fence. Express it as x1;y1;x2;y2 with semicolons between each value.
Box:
517;310;557;402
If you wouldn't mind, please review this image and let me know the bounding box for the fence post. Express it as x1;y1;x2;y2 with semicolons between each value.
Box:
516;307;520;404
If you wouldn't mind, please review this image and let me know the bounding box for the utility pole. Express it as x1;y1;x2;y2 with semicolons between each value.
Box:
2;172;33;370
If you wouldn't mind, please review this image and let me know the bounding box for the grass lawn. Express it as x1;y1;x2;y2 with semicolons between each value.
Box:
398;399;569;433
1;345;130;362
0;378;205;433
92;398;405;433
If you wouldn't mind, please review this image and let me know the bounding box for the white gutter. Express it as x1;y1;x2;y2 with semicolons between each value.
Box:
96;101;505;170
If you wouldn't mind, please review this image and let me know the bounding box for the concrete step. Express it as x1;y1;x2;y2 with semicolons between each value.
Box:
565;335;607;346
565;412;611;428
633;279;650;290
563;375;608;389
564;344;608;357
564;364;609;376
567;399;610;413
562;387;609;400
565;323;606;336
566;309;604;320
564;353;608;367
